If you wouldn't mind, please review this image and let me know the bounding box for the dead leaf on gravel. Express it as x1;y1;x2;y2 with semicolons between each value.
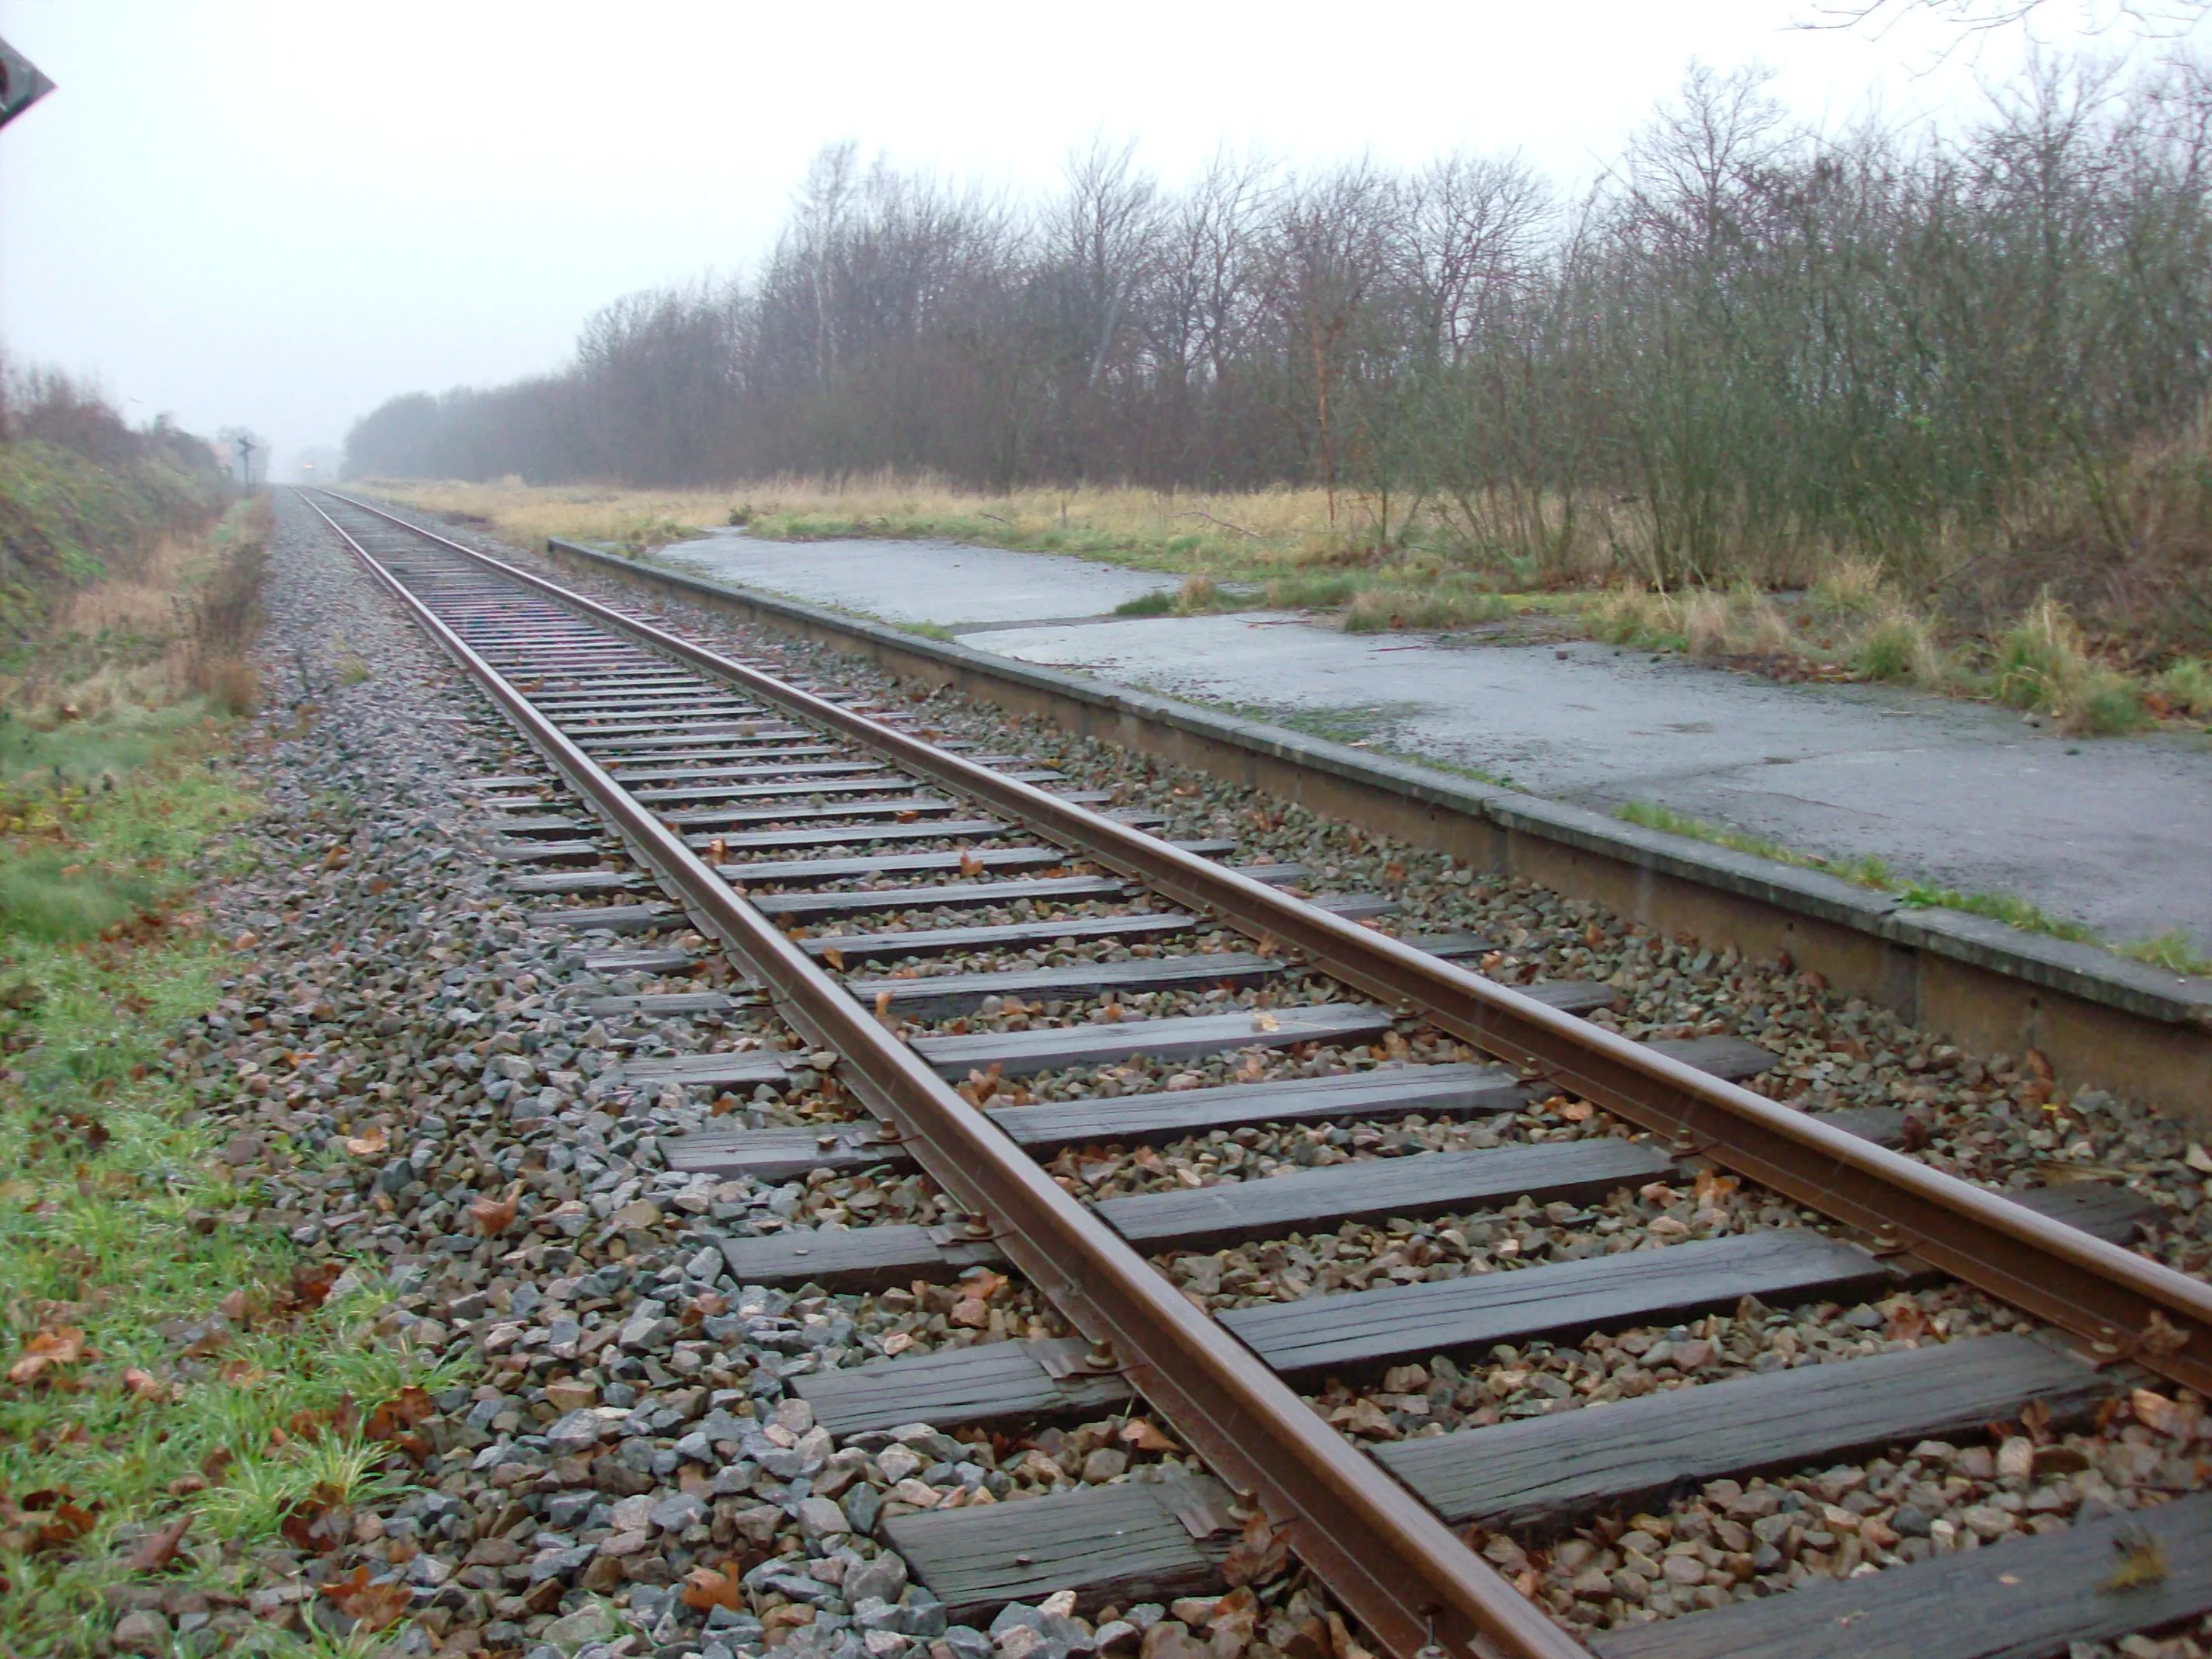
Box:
363;1384;435;1459
1118;1417;1177;1452
279;1483;352;1556
680;1564;746;1612
958;849;983;878
1222;1517;1289;1588
2132;1388;2197;1438
1883;1299;1928;1342
1324;1611;1376;1659
319;1563;411;1631
126;1515;191;1573
1693;1168;1739;1205
344;1125;388;1157
469;1183;520;1236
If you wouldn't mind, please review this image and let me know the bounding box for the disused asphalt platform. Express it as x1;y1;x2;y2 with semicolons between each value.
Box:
666;531;2212;955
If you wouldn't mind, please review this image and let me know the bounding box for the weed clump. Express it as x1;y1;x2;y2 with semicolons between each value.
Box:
1989;596;2148;733
1850;608;1942;685
2151;656;2212;718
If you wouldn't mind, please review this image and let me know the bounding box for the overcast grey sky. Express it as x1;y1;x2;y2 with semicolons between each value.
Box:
2;1;2200;477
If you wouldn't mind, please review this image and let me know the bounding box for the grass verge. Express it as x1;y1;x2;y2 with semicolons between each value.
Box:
0;727;458;1657
1615;799;2212;974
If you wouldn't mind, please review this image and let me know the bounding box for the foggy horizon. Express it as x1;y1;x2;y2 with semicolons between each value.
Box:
2;0;2206;480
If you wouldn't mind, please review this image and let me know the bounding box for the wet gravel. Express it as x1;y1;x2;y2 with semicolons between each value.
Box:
228;495;2212;1659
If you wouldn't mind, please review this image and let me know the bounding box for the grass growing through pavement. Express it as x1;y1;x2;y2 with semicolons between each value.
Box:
1615;800;1897;890
1614;799;2212;975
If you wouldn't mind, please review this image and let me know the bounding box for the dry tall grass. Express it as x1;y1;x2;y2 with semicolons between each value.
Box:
360;475;1348;569
359;475;2207;732
4;496;269;724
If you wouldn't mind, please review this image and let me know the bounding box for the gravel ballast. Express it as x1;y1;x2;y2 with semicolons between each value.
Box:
175;493;2212;1659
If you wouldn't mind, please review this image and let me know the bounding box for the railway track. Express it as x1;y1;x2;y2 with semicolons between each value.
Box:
301;487;2212;1659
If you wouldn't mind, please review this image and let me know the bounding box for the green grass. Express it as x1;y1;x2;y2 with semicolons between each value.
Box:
0;724;455;1655
2113;930;2212;976
1849;614;1931;683
1617;797;2211;973
1616;800;1895;889
2152;656;2212;718
1892;882;2099;941
0;725;250;944
0;701;229;788
1114;590;1176;617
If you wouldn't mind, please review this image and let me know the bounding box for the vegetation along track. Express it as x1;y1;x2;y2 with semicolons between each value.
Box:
301;487;2212;1659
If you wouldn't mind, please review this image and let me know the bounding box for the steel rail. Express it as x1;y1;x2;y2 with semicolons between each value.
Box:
302;492;1585;1659
319;489;2212;1400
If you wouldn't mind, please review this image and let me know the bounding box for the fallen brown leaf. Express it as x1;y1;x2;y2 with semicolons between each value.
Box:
320;1563;411;1632
9;1326;87;1386
290;1260;342;1309
2137;1309;2191;1359
279;1483;351;1555
121;1367;169;1403
2132;1388;2194;1438
37;1503;96;1553
469;1183;520;1236
680;1565;746;1612
1222;1516;1289;1588
343;1125;388;1157
1118;1417;1177;1452
1324;1610;1376;1659
1883;1299;1929;1342
126;1515;191;1573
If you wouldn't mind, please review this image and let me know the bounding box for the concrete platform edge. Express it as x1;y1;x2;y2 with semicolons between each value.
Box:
541;534;2212;1119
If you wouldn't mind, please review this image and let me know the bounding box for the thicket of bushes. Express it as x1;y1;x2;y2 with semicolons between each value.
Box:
348;57;2212;650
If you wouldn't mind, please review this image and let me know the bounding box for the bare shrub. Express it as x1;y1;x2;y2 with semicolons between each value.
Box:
185;498;270;710
197;655;260;717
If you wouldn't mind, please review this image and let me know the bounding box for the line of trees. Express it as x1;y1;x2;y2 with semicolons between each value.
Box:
346;57;2212;590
